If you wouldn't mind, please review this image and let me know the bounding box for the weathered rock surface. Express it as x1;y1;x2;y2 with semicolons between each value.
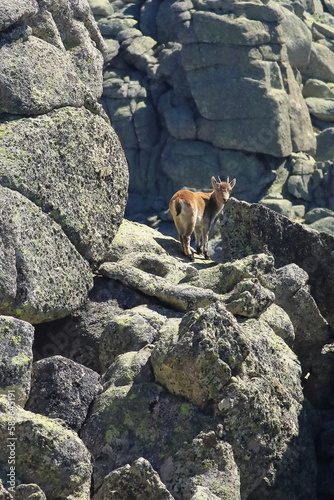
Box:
0;396;92;499
0;186;92;324
26;355;102;431
90;0;318;215
0;316;34;406
81;348;213;490
93;458;175;500
0;107;129;266
221;198;334;331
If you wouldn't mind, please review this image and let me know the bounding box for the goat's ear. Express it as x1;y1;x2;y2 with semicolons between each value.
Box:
229;178;236;190
211;176;218;189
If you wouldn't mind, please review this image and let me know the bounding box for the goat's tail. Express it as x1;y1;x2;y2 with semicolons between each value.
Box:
175;199;182;216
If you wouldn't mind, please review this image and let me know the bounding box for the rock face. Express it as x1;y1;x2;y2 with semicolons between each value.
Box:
87;0;334;215
26;355;102;431
0;396;92;499
0;0;129;325
0;316;34;405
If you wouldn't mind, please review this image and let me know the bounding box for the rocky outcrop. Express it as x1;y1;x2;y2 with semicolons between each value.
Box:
0;316;34;406
26;355;102;431
88;0;334;220
0;396;92;499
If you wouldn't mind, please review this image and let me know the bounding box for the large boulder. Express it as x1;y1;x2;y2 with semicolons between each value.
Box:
0;316;34;406
0;107;129;266
26;355;102;431
90;0;316;215
221;198;334;330
0;396;92;499
0;186;92;324
152;301;315;498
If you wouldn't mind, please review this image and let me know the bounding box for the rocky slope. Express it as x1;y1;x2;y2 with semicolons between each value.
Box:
1;0;334;500
89;0;334;235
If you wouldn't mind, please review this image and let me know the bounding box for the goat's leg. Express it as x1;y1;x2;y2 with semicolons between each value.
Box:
181;235;195;261
194;227;202;254
202;229;210;259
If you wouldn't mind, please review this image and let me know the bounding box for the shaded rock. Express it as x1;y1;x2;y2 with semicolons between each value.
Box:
0;480;12;499
0;186;92;324
221;198;334;330
260;198;294;218
223;278;275;318
0;107;129;266
12;483;46;500
152;302;250;409
303;78;334;98
163;431;241;500
287;152;316;201
0;316;34;406
314;127;334;161
93;458;175;500
26;355;102;431
0;0;38;32
99;304;181;371
81;350;212;489
101;347;155;389
274;263;330;373
260;303;295;343
306;97;334;121
152;301;311;497
0;36;86;115
303;344;334;408
308;216;334;236
0;396;92;499
304;206;334;223
278;6;312;69
110;219;181;261
99;253;221;312
300;42;334;82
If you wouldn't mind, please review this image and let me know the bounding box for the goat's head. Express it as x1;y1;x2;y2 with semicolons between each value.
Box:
211;176;236;203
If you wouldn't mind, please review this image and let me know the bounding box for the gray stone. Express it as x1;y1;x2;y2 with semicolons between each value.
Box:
26;356;102;431
0;107;129;266
0;36;86;115
303;78;334;99
278;6;312;69
0;396;92;499
0;316;34;406
308;216;334;235
81;350;212;489
221;198;334;331
260;303;295;343
304;207;334;223
99;305;172;371
160;138;276;204
0;0;38;32
88;0;114;17
306;97;334;121
93;458;175;500
314;127;334;161
260;199;294;218
224;278;275;318
300;42;334;83
152;301;308;497
99;253;220;312
0;186;92;324
274;263;330;373
11;483;46;500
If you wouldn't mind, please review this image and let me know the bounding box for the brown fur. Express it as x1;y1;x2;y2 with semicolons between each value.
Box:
169;176;236;260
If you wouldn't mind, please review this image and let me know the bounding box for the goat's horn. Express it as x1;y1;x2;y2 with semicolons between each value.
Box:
227;176;229;183
218;175;221;182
